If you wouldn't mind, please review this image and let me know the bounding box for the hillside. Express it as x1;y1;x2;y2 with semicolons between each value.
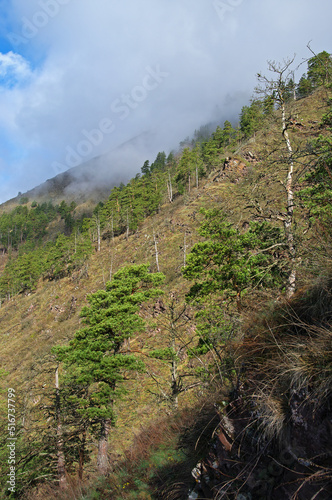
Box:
0;55;331;500
0;131;157;212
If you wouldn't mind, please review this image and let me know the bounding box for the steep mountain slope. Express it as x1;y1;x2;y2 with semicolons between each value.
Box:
0;131;156;211
0;80;331;499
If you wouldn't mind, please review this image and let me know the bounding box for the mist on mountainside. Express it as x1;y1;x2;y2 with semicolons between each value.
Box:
57;109;241;199
1;112;240;207
0;131;162;205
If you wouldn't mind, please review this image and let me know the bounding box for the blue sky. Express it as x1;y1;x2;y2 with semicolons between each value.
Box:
0;0;331;203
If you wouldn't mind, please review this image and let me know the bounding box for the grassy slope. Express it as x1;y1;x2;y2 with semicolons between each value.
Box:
0;89;330;497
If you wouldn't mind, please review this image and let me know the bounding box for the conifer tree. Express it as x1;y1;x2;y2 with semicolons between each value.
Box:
222;120;234;146
175;147;192;193
299;99;332;229
151;151;166;172
183;209;286;311
239;100;264;138
54;264;165;475
296;74;312;98
307;49;332;88
141;160;150;176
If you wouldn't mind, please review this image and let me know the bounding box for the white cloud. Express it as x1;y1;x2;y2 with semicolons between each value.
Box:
0;51;31;86
0;0;331;202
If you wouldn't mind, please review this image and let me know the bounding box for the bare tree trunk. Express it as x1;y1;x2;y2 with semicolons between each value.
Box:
55;367;67;489
153;230;160;272
188;174;191;193
292;71;296;100
97;418;111;476
110;212;114;243
94;214;101;252
97;221;101;252
171;342;178;411
126;210;129;241
169;306;179;411
183;231;187;267
109;254;113;281
281;100;296;298
257;57;297;299
168;172;173;202
196;162;199;188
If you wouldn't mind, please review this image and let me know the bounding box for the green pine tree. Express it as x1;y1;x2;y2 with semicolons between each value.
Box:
307;50;332;88
183;209;286;311
299;99;332;229
239;100;264;138
53;264;165;475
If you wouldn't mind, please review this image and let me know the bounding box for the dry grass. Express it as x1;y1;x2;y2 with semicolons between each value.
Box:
237;275;332;446
0;88;331;497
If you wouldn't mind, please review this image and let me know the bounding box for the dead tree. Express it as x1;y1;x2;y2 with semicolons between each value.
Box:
257;57;297;298
92;213;101;252
167;172;173;203
153;230;160;272
183;231;187;267
55;367;67;489
126;210;129;241
148;294;201;411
